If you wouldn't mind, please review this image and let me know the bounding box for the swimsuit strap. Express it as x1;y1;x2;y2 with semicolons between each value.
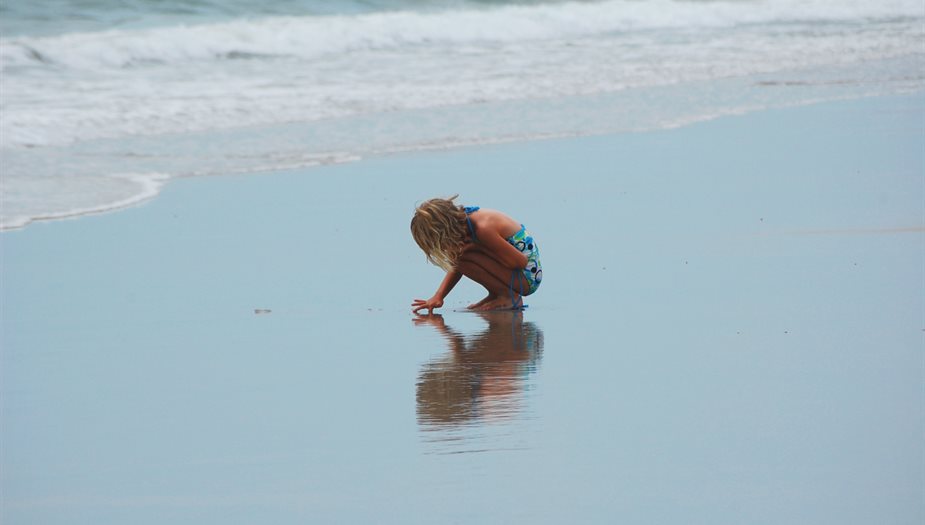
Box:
463;206;480;242
510;269;525;310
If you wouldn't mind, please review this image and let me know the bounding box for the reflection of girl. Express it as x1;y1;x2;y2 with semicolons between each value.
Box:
414;312;543;426
411;195;542;312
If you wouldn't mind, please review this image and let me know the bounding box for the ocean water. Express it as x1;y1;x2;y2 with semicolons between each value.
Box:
1;0;923;229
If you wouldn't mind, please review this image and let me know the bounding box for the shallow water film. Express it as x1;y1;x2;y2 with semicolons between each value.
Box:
2;96;923;523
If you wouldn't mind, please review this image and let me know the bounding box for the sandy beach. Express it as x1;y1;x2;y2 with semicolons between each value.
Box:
2;93;923;523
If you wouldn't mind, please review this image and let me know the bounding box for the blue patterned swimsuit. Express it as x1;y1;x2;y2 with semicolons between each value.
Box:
464;206;543;298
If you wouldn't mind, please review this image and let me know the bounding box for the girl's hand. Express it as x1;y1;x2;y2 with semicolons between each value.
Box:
412;295;444;314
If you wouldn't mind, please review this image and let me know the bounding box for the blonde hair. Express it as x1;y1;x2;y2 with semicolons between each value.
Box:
411;195;469;271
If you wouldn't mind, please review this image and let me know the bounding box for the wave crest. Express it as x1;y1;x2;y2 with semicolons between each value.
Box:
2;0;921;70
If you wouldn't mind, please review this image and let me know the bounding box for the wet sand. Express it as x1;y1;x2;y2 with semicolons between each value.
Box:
2;94;923;523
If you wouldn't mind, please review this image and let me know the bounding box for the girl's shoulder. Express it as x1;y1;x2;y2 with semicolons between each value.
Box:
469;207;501;222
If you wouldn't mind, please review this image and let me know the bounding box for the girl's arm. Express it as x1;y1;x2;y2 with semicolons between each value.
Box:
434;269;463;299
412;269;462;314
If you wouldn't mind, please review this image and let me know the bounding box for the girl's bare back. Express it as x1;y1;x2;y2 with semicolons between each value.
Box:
465;208;522;241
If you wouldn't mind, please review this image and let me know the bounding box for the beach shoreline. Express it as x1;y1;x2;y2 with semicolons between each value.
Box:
2;53;922;232
0;80;922;232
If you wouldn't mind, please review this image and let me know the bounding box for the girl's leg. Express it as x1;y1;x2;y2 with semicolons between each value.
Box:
457;249;530;310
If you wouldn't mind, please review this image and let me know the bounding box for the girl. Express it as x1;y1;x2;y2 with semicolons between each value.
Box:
411;195;542;313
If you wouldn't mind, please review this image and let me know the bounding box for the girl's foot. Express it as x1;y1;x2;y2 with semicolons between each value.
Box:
477;296;522;311
467;294;497;310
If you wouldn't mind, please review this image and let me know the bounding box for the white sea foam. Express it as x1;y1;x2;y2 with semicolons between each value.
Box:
0;173;171;230
1;0;921;148
1;0;921;70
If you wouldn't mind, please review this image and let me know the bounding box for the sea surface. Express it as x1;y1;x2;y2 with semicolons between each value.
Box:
1;0;923;229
